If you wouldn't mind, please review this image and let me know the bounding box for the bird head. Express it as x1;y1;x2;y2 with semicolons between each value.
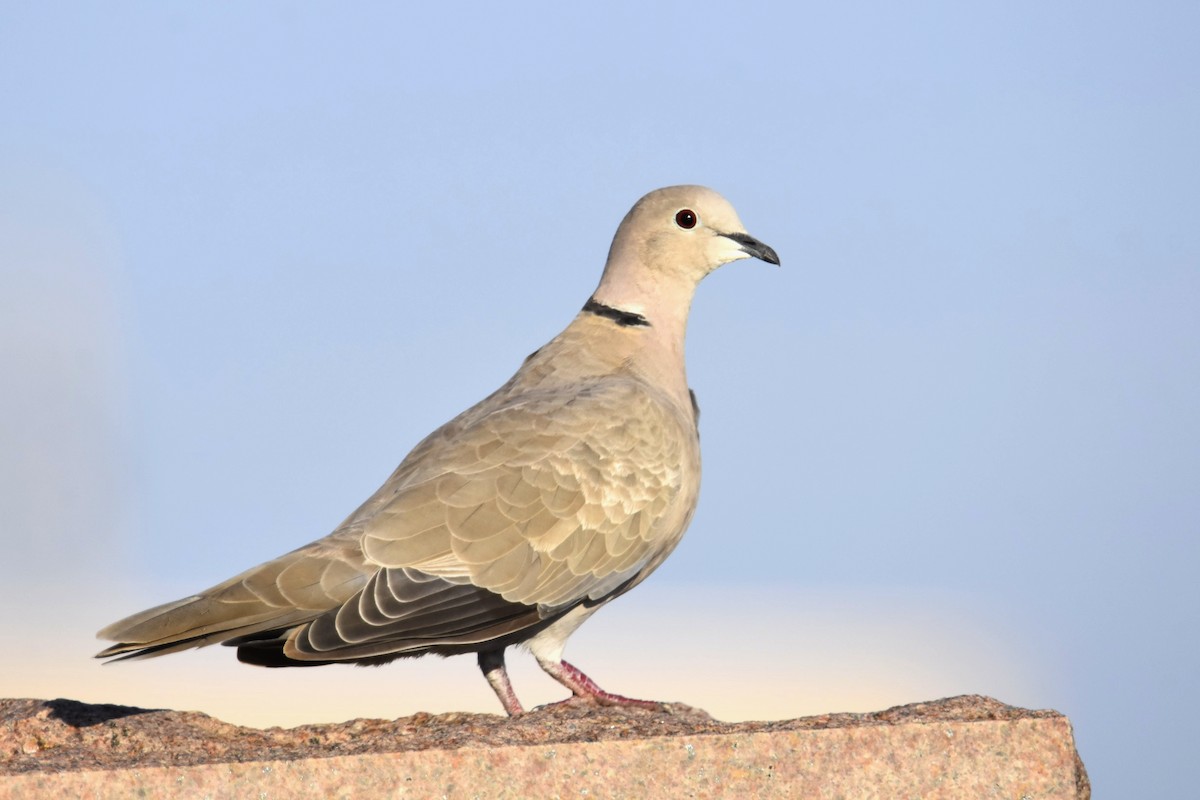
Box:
606;185;780;288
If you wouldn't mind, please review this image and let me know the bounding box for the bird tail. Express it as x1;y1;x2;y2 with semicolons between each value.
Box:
95;593;317;662
95;546;372;662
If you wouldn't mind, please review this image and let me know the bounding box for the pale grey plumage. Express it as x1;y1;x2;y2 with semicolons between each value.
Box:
96;185;779;715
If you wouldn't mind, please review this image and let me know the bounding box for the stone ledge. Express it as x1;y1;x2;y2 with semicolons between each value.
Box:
0;695;1088;798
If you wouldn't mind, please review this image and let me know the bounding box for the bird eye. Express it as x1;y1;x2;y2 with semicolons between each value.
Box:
675;209;697;229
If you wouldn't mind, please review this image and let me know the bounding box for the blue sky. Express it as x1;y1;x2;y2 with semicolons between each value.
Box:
2;2;1197;794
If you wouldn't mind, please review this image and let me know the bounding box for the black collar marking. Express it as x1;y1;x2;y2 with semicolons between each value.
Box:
583;297;650;328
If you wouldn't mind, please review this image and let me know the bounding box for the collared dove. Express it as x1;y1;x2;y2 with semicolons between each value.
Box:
96;185;779;716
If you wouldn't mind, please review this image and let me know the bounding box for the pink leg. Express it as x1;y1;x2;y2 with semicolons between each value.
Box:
478;649;525;716
538;659;664;710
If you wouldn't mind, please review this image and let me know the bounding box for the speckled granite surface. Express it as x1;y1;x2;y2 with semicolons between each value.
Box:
0;695;1088;798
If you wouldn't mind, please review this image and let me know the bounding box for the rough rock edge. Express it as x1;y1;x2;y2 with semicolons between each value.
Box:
0;694;1088;797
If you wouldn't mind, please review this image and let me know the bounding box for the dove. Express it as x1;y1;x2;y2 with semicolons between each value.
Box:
96;185;779;716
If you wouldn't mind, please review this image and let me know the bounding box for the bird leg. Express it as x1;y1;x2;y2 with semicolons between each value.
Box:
537;658;664;710
478;649;525;716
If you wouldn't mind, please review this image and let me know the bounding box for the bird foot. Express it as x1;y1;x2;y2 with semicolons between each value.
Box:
539;659;667;711
479;649;526;716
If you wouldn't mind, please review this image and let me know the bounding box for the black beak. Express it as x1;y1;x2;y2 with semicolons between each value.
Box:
722;231;781;266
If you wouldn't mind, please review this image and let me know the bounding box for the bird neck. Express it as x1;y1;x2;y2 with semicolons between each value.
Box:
583;273;697;410
589;257;697;338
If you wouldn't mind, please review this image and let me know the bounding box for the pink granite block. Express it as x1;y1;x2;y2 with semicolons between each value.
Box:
0;695;1088;799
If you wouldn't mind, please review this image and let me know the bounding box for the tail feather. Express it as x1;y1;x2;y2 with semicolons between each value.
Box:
95;595;319;661
96;543;373;661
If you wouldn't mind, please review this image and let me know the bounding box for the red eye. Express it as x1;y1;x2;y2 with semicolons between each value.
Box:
675;209;697;229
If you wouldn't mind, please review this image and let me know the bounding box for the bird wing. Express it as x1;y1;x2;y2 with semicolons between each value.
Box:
283;377;697;660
